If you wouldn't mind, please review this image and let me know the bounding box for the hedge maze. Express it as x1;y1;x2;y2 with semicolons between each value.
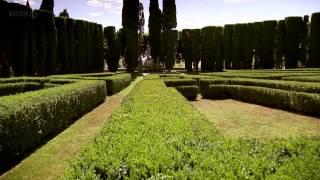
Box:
0;72;132;173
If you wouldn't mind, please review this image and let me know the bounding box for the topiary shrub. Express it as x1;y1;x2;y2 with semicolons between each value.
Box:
175;85;199;100
285;16;303;68
309;12;320;67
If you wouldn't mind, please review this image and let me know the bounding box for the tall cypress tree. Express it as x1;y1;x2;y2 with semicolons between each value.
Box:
162;0;177;30
40;0;54;12
149;0;162;63
122;0;139;72
309;12;320;67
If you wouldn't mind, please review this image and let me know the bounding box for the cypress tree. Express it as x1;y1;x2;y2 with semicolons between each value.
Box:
223;25;233;69
66;18;75;73
105;26;121;72
285;17;303;68
45;10;57;75
40;0;54;12
309;12;320;67
191;29;201;72
149;0;162;63
162;0;177;30
74;20;85;73
122;0;139;72
201;26;215;72
55;17;69;74
162;30;178;71
27;17;37;76
215;27;224;71
261;20;277;69
0;0;10;77
252;22;263;68
232;24;242;69
182;29;192;72
275;20;286;68
242;23;253;69
301;15;309;66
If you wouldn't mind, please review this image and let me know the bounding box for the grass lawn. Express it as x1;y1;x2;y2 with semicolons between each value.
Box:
0;77;143;180
192;98;320;139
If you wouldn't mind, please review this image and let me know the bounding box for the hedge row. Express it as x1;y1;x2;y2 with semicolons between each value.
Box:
0;1;104;77
282;76;320;83
199;78;320;94
205;85;320;117
0;82;43;96
174;85;198;100
65;79;320;179
50;73;132;95
163;78;197;87
0;80;106;171
104;26;121;72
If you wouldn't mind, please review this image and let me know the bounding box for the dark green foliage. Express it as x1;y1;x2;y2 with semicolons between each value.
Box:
252;22;263;68
66;18;75;73
301;15;309;66
122;0;139;30
162;30;178;71
163;79;197;87
74;20;86;73
215;27;224;71
105;26;121;72
40;0;54;12
242;23;253;69
182;29;192;72
0;82;43;96
59;9;69;18
96;24;105;72
55;17;69;74
285;17;303;68
231;24;243;69
162;0;177;30
191;29;201;71
0;80;106;170
201;27;215;72
149;0;162;63
207;84;320;117
223;25;233;69
262;20;277;69
282;75;320;83
309;12;320;67
124;28;139;72
174;85;199;100
275;20;286;68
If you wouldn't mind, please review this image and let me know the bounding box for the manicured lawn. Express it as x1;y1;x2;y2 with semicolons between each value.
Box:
192;98;320;139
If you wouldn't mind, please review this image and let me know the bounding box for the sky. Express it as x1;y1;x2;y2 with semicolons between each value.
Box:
8;0;320;30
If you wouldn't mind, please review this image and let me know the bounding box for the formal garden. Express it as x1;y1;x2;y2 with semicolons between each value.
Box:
0;0;320;179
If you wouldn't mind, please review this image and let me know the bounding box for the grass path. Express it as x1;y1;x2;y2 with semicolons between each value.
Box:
192;98;320;139
0;77;143;180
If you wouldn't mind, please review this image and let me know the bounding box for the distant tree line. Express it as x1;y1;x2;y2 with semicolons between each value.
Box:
0;0;104;77
181;13;320;72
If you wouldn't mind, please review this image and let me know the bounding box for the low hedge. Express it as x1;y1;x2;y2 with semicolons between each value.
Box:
200;78;320;94
0;82;43;96
0;80;106;169
206;85;320;117
49;73;132;95
163;79;197;87
174;85;199;100
0;77;49;84
282;76;320;83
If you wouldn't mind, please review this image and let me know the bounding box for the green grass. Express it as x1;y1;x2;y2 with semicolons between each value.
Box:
192;99;320;139
0;77;143;180
64;78;320;179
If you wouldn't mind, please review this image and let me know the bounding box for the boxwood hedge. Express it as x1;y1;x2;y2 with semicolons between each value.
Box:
163;79;197;87
0;82;43;96
174;85;199;100
0;80;106;169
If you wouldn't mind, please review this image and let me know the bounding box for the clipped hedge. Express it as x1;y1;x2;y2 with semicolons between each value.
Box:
282;76;320;83
285;17;303;68
206;85;320;117
262;20;277;69
0;80;106;169
199;78;320;94
163;79;197;87
309;12;320;67
0;82;43;96
174;85;199;100
224;25;233;69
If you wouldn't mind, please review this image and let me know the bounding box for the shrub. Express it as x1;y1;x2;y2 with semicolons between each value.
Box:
252;22;263;68
190;29;201;71
105;26;121;72
182;29;193;72
201;26;215;72
207;85;320;117
174;85;199;100
275;20;286;68
309;12;320;67
215;27;224;71
0;80;106;169
55;17;69;74
224;25;233;69
231;24;243;69
282;76;320;83
261;20;277;69
163;79;197;87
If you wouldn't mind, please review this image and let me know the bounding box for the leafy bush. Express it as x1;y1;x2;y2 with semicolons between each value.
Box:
163;79;197;87
207;84;320;116
174;85;199;100
0;80;106;169
65;79;320;179
282;76;320;83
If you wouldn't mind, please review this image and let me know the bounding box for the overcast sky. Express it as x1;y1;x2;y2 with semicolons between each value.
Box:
9;0;320;30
